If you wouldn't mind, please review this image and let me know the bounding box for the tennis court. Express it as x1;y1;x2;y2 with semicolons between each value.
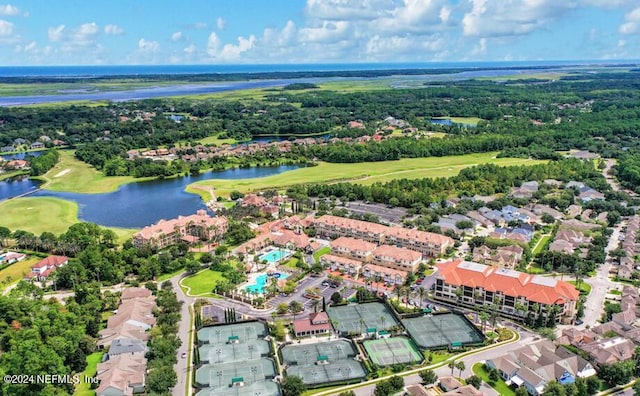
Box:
402;313;484;349
281;340;367;386
196;381;281;396
200;339;271;364
195;359;277;389
327;302;398;336
363;337;422;366
281;340;357;365
198;322;268;345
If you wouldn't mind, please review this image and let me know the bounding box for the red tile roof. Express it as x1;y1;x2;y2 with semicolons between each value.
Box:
331;236;377;252
436;259;579;305
293;317;332;334
31;255;68;269
373;244;422;262
316;215;388;236
385;226;454;246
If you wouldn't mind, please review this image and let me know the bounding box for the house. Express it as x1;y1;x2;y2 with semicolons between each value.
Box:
0;252;26;265
347;121;365;129
13;138;26;145
5;160;29;170
26;255;68;281
96;352;147;396
362;263;407;284
1;145;14;153
580;337;636;366
107;338;148;359
321;254;362;275
98;290;157;348
241;194;268;207
133;210;228;249
486;340;596;396
434;260;579;324
472;245;523;269
29;142;45;149
292;312;332;337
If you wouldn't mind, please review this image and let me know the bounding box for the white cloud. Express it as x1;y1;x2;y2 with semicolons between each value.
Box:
305;0;390;20
262;20;297;47
184;44;196;54
299;20;351;43
190;22;208;29
365;33;445;58
439;6;451;23
207;32;220;55
462;0;577;38
619;6;640;35
171;31;183;41
206;31;256;61
104;24;124;35
138;38;159;53
216;17;226;30
0;18;12;35
48;24;65;41
470;37;487;56
0;4;19;16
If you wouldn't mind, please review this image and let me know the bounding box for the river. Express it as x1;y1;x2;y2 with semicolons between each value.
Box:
1;165;299;228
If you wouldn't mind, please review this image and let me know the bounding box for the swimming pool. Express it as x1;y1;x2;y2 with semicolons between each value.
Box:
259;248;293;264
245;273;290;294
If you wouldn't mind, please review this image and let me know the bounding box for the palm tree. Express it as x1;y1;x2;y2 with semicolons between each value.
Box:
455;288;463;305
380;316;386;331
359;318;365;335
479;311;490;333
311;300;319;313
455;361;466;378
418;287;426;307
448;361;455;375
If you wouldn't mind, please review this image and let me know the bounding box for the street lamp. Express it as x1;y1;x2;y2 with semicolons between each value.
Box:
251;366;258;383
216;348;222;363
216;370;223;388
248;344;255;360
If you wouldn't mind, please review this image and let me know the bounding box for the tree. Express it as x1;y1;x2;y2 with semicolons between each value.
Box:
542;380;566;396
388;376;404;391
419;369;438;385
515;387;530;396
338;392;355;396
466;375;481;389
146;364;177;393
330;291;342;305
448;361;456;375
488;367;499;383
455;361;466;378
633;381;640;396
598;360;635;386
289;300;303;313
282;375;306;396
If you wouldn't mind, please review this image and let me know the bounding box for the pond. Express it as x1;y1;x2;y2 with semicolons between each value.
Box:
2;165;299;228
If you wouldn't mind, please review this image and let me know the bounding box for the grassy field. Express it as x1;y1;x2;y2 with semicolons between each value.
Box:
0;256;41;286
0;197;137;242
312;246;330;263
74;351;104;396
430;116;484;126
181;269;224;296
568;280;592;295
186;153;546;199
197;134;238;146
472;362;516;396
39;150;139;193
0;170;29;182
532;234;551;255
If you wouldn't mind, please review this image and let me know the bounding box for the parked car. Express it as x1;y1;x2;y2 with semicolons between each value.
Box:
181;352;187;359
575;319;584;325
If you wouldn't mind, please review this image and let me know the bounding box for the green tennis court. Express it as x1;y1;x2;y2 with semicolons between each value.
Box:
327;302;398;336
402;313;484;349
363;336;422;366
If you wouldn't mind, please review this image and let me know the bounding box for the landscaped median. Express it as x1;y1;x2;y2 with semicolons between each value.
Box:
302;328;520;396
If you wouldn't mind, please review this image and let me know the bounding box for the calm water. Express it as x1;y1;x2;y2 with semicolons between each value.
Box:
1;151;44;160
0;176;41;200
2;165;298;228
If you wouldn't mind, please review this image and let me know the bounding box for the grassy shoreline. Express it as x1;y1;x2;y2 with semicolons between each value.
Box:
0;196;136;242
186;153;546;200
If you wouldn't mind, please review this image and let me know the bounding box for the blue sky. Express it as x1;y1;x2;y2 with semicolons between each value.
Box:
1;0;639;65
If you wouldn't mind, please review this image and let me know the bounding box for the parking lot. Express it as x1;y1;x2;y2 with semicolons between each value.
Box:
336;201;408;225
268;274;356;312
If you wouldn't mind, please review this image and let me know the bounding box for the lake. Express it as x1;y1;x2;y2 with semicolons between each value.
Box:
1;151;44;160
2;165;299;228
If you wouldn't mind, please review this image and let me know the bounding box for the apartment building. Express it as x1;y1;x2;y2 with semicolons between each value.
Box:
371;245;422;272
133;210;228;249
383;226;453;257
434;260;579;324
329;236;377;261
314;214;387;244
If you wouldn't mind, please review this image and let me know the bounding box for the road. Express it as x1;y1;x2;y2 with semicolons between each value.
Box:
170;273;195;396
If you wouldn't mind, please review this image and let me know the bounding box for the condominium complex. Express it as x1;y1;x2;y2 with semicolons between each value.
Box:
434;260;579;324
314;215;453;257
133;210;228;249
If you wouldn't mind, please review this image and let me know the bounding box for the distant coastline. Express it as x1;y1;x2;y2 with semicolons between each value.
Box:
0;60;637;78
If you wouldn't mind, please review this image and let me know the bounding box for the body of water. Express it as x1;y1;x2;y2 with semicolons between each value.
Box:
1;151;44;160
1;165;298;228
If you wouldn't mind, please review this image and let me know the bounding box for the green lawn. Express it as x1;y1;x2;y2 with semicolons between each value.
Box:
532;234;551;255
181;269;224;296
0;196;137;243
312;247;330;262
187;153;546;199
0;256;41;287
283;257;300;269
0;170;29;181
74;351;104;396
430;116;484;126
197;134;237;146
39;150;141;194
472;363;516;396
157;267;187;282
568;280;592;295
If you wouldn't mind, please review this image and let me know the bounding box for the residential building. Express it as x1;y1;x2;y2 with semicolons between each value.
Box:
486;340;596;396
96;352;147;396
98;288;157;348
132;210;228;249
26;255;68;281
107;338;148;359
472;245;523;269
0;252;26;265
434;260;579;324
330;237;376;261
371;244;422;272
321;254;362;275
292;312;332;337
581;337;636;366
29;141;45;149
314;215;387;244
362;263;406;285
384;226;453;257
